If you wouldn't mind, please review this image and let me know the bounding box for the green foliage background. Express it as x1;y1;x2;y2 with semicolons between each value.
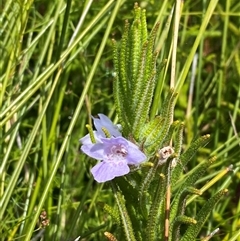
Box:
0;0;240;240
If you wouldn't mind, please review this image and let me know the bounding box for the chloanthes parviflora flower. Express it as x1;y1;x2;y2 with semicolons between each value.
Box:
81;136;146;182
79;114;147;183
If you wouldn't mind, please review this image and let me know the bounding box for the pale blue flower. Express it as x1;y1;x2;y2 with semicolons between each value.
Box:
81;136;146;183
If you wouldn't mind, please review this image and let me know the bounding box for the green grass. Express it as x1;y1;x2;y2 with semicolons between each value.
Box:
1;0;240;240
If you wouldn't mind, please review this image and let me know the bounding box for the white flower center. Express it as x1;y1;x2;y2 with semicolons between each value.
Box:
106;144;128;163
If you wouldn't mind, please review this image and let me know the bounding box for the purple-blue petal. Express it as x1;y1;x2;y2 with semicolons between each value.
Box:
126;145;147;165
93;114;122;137
79;131;103;145
100;136;128;146
81;143;104;160
79;134;91;145
91;160;130;183
125;139;147;165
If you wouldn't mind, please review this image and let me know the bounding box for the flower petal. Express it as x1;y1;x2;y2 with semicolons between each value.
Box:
79;131;102;145
81;143;104;160
91;160;130;183
93;114;122;137
79;133;92;145
100;135;127;146
125;142;147;165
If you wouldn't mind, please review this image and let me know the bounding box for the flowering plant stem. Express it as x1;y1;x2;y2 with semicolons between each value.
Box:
111;181;137;241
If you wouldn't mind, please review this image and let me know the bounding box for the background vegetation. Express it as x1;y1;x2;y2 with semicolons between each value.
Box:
0;0;240;240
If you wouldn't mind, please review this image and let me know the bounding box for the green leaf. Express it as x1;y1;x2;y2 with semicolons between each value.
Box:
143;90;177;153
180;189;228;241
171;134;211;186
111;181;137;241
103;204;121;225
170;157;216;240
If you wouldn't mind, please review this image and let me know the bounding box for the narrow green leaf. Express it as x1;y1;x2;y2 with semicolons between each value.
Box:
180;189;228;241
174;122;184;156
171;134;211;186
170;157;217;240
144;91;177;153
103;204;121;225
162;120;181;146
139;116;165;144
111;181;137;241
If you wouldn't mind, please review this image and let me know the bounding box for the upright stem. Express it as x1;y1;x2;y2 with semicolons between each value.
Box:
164;162;172;241
111;181;137;241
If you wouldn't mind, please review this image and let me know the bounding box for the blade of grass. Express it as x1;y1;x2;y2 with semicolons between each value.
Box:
175;0;219;93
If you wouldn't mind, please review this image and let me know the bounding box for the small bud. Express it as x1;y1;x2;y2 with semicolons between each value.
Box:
156;146;174;165
104;232;118;241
